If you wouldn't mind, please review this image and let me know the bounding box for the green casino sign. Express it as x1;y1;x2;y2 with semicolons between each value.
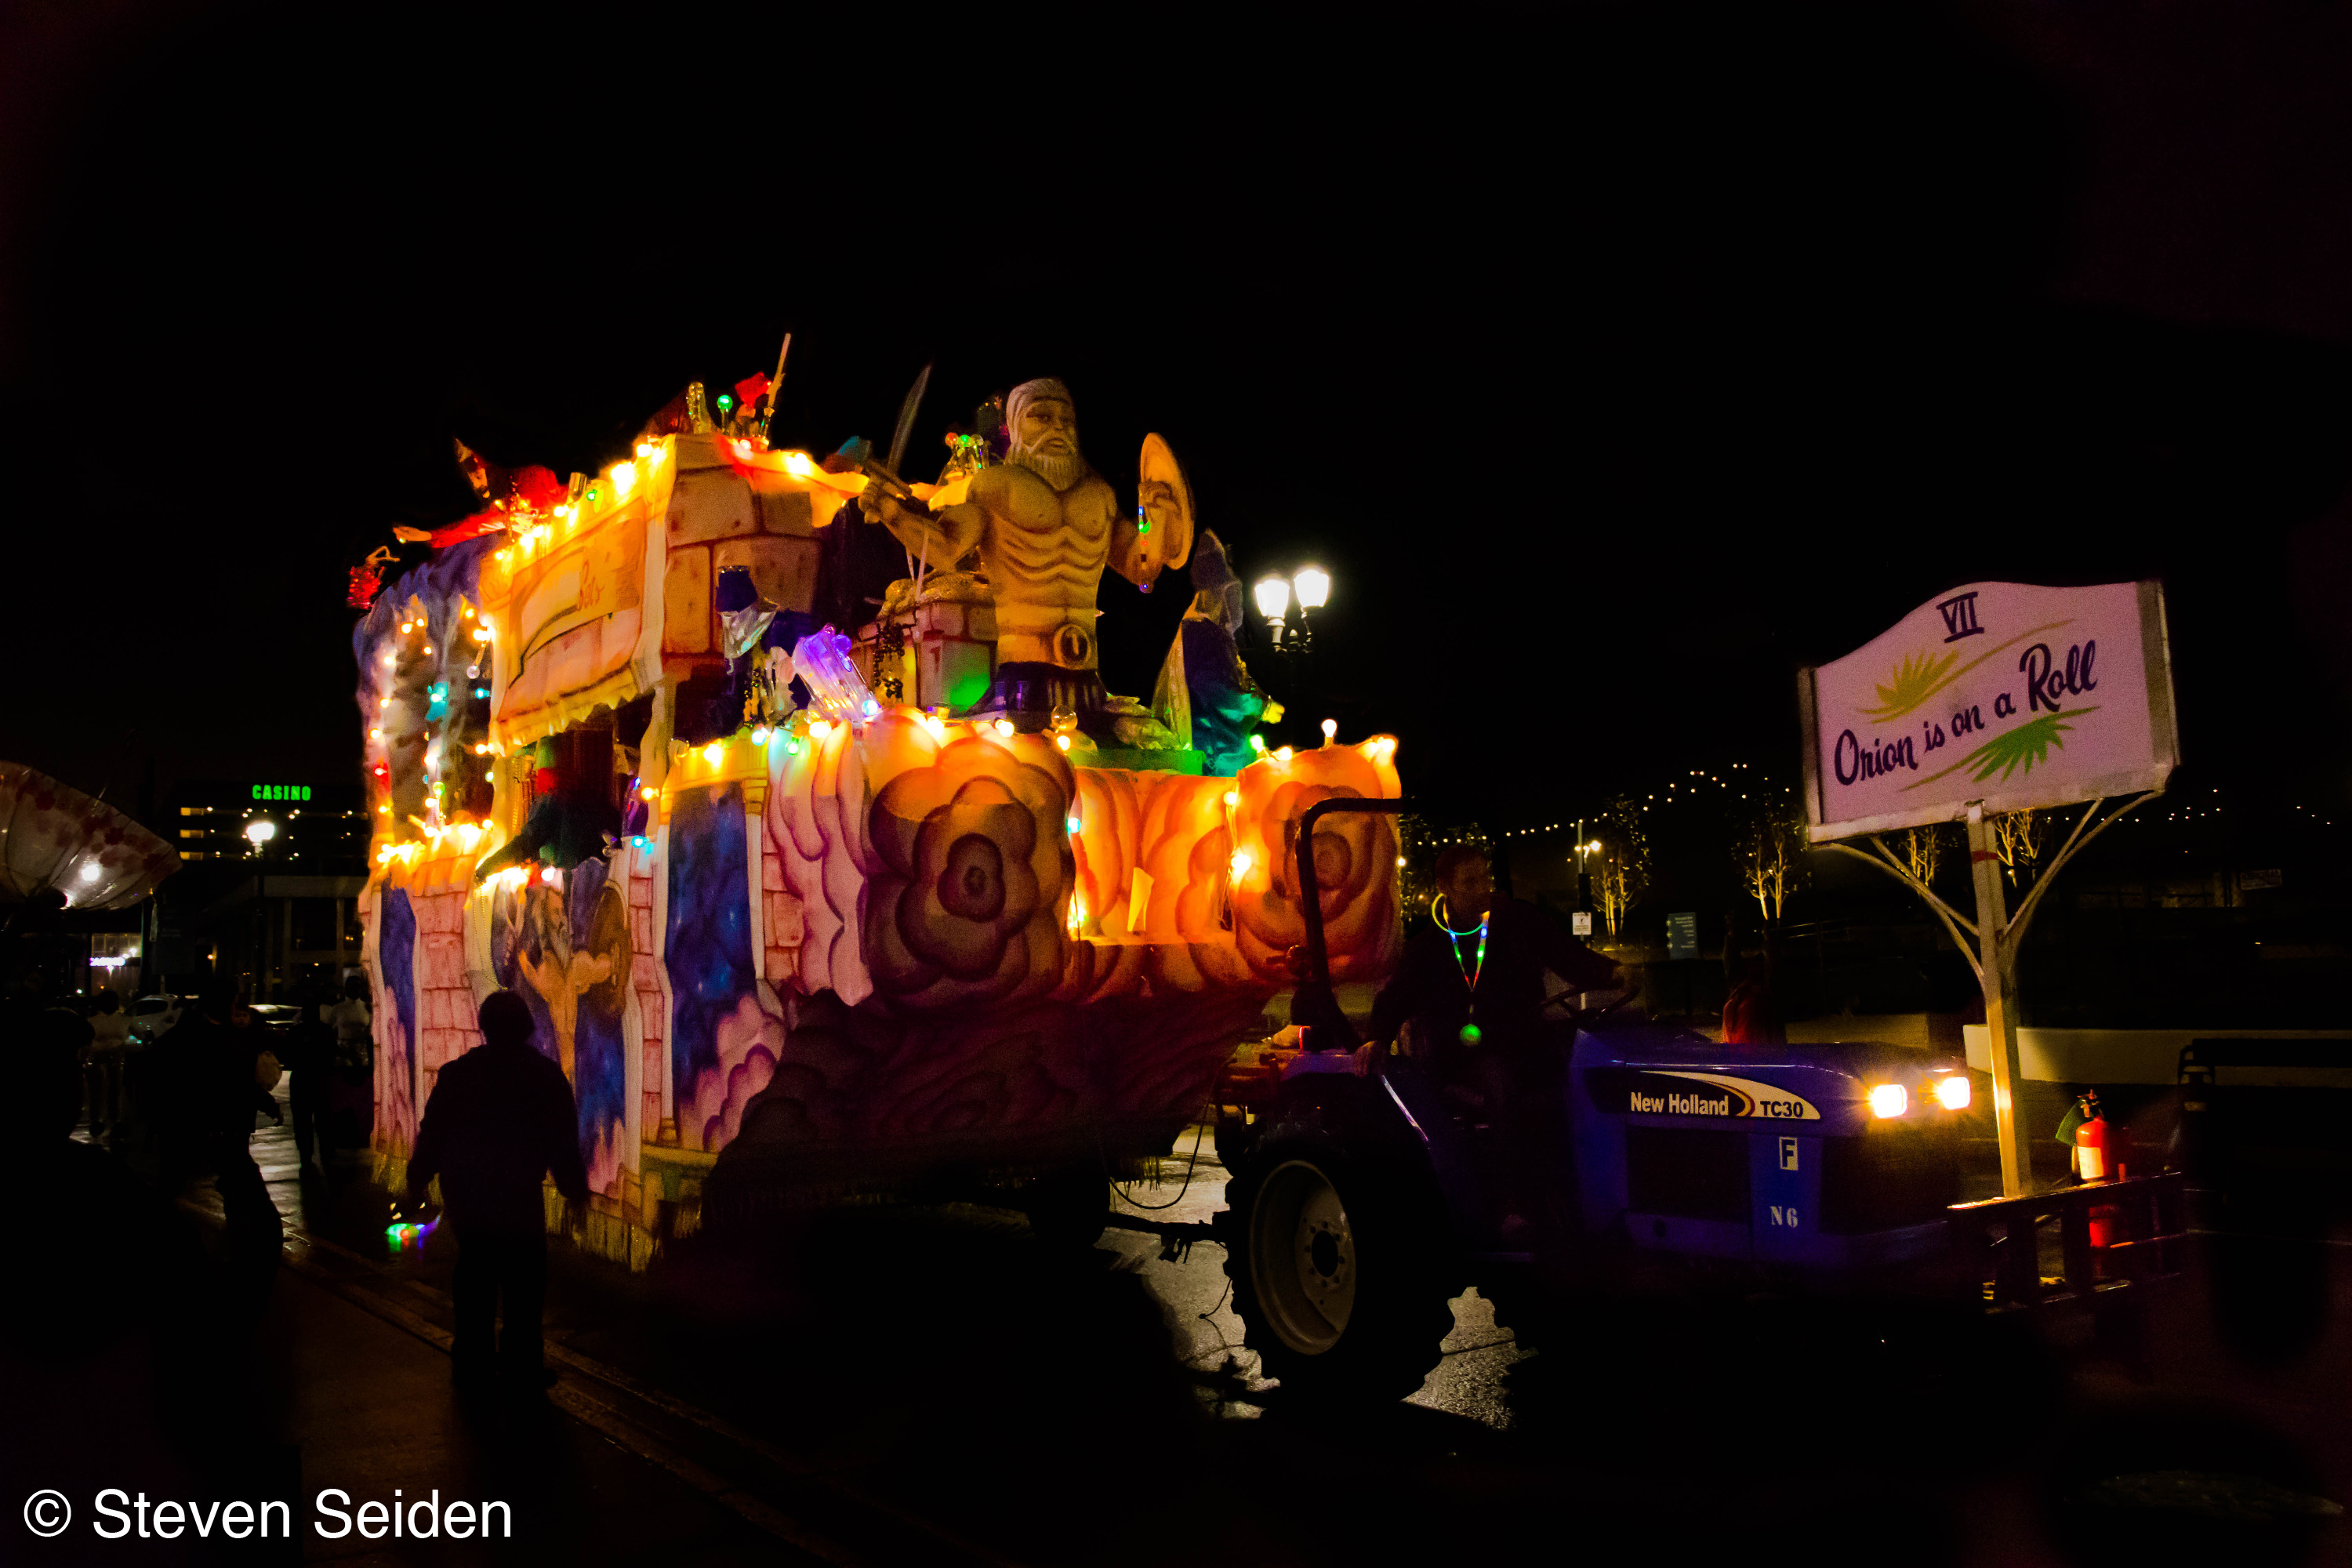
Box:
250;784;313;802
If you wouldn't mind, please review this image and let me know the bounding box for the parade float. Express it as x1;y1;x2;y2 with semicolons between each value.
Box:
351;371;1400;1264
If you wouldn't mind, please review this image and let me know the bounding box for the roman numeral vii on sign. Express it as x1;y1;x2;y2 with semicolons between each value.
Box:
1936;591;1984;643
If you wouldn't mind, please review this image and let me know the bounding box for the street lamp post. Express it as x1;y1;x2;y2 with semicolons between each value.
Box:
1254;566;1332;732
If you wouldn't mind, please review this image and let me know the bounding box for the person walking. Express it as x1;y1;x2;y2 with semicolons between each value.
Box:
405;990;588;1390
278;982;336;1173
151;973;282;1265
85;990;131;1137
328;973;373;1147
328;973;372;1062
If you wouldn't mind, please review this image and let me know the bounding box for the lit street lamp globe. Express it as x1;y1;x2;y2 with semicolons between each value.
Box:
1253;576;1290;622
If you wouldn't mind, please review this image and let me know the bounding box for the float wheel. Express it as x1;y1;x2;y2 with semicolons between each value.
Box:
1219;1123;1451;1405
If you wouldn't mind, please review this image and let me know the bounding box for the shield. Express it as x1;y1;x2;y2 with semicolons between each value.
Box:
1118;432;1196;593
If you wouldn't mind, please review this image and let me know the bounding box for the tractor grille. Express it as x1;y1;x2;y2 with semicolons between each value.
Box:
1817;1126;1960;1234
1624;1126;1750;1222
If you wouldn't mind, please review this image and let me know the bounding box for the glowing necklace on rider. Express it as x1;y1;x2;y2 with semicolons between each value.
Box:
1440;913;1488;989
1435;898;1490;1043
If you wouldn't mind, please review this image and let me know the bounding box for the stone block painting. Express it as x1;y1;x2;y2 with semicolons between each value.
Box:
666;782;779;1152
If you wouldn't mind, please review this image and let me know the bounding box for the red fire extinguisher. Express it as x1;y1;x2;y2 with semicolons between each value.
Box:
2074;1108;2111;1182
2075;1100;2128;1261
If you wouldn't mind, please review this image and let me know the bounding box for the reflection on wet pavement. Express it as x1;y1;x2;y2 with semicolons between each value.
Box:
79;1066;322;1238
1109;1121;1527;1428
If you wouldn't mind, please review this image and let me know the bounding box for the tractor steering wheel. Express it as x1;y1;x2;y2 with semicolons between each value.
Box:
1544;984;1639;1029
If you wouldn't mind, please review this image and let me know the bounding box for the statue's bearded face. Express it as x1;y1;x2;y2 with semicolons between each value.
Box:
1007;396;1086;491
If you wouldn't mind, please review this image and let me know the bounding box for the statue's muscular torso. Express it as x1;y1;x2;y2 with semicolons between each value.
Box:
943;462;1122;670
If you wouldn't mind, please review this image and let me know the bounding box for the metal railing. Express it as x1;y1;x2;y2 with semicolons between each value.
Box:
1949;1170;2186;1312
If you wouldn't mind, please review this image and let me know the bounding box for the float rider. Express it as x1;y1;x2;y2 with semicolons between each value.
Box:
1359;846;1623;1240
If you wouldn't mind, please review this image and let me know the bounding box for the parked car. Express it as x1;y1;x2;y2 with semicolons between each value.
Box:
245;1003;303;1036
125;993;183;1045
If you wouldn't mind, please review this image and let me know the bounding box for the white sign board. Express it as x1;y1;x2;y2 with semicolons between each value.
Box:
1800;581;2178;842
1571;911;1593;937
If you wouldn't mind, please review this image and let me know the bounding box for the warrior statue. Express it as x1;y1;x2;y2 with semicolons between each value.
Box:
857;377;1187;739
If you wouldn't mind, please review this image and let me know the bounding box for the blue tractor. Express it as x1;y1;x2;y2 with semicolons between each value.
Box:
1210;800;2178;1404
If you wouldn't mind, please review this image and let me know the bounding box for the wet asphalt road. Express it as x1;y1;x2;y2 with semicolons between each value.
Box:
45;1079;2352;1566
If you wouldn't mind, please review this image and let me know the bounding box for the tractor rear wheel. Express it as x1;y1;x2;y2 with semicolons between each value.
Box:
1219;1124;1453;1405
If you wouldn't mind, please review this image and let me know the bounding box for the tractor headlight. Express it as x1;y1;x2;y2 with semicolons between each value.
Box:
1867;1083;1908;1120
1933;1075;1971;1111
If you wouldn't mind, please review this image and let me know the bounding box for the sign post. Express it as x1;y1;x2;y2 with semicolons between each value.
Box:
1964;804;2031;1195
1798;581;2180;1196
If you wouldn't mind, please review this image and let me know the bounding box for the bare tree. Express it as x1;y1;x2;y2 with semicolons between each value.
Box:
1991;809;2048;888
1737;789;1810;924
1595;794;1650;938
1900;822;1949;887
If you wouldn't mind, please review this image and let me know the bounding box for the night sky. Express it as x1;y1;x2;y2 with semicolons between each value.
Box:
7;4;2350;834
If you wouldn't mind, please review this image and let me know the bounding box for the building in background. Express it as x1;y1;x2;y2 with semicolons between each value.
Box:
144;778;372;1000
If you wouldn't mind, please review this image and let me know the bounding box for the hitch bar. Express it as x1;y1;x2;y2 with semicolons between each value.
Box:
1103;1212;1221;1262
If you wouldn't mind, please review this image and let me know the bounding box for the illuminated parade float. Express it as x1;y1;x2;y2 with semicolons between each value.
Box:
350;372;1399;1263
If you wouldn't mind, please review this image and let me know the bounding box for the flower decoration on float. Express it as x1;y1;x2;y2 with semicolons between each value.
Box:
864;729;1071;1007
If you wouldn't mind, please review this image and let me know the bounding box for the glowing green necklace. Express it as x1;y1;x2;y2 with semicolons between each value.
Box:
1438;903;1489;1044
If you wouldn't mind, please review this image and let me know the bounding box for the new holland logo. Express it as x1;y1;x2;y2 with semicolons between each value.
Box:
1586;1068;1822;1121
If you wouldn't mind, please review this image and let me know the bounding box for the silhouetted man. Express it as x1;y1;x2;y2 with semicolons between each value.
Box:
407;990;588;1389
279;982;336;1171
5;1003;210;1533
152;972;281;1260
